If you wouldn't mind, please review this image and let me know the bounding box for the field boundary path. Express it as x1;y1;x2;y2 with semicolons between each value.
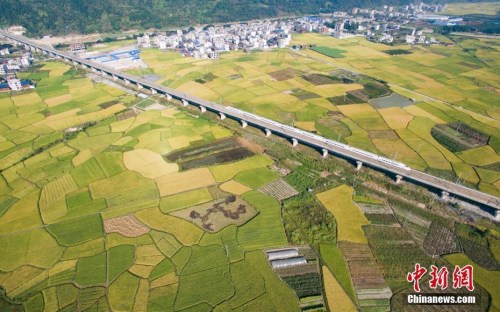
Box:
3;32;498;219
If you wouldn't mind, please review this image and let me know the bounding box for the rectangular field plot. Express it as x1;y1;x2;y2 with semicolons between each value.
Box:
155;168;216;197
258;179;299;201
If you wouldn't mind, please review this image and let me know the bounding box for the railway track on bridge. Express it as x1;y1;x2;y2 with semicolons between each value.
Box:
2;31;498;219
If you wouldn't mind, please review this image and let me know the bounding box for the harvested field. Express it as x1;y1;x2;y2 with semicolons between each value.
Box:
170;196;258;232
301;73;341;85
290;88;321;100
165;137;240;162
258;178;299;201
180;147;254;170
103;214;150;237
269;68;301;81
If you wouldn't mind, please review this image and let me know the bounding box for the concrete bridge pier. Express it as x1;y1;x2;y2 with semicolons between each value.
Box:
200;106;206;113
124;79;130;85
166;94;172;101
265;128;272;137
291;138;298;147
322;149;328;158
241;120;248;128
91;67;97;72
356;161;363;171
219;112;226;120
73;61;78;66
441;191;450;200
182;99;189;107
151;89;157;95
137;83;143;89
112;75;118;81
395;175;403;184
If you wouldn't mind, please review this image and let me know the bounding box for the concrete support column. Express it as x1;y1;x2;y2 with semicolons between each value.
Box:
166;94;172;101
395;175;403;184
81;64;87;69
495;210;500;222
356;161;363;171
265;128;271;137
441;191;450;200
241;120;248;128
182;99;189;107
73;61;78;66
322;149;328;158
137;83;143;89
151;89;157;95
112;75;118;81
291;138;298;147
92;67;97;72
124;79;130;85
219;112;226;120
200;106;206;113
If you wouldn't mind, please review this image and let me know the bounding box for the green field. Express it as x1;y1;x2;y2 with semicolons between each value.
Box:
0;61;301;311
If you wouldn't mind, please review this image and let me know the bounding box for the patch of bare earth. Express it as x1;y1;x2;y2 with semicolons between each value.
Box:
237;137;265;154
104;214;150;237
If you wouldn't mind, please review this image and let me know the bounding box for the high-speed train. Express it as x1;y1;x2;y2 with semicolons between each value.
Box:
224;106;412;171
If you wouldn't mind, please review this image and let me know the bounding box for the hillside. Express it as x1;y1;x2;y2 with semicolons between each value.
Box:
0;0;432;36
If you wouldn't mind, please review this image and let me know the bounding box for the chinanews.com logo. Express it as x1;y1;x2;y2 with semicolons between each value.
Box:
405;263;478;305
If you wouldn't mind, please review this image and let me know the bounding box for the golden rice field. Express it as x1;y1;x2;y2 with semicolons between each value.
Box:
0;60;300;311
138;33;499;195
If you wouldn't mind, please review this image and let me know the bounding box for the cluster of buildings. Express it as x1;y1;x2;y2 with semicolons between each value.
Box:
137;20;292;59
324;2;457;45
0;45;34;92
132;2;460;59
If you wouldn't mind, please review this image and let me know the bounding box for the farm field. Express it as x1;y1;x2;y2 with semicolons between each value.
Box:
442;2;500;15
0;61;301;311
137;34;500;195
316;185;369;243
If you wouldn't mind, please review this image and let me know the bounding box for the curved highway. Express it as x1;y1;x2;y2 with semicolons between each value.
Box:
3;31;499;215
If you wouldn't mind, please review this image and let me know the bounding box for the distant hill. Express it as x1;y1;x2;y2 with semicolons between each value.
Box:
0;0;433;37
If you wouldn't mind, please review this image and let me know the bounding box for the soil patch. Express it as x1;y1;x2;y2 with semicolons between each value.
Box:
104;214;150;237
170;196;258;232
180;147;254;170
269;68;301;81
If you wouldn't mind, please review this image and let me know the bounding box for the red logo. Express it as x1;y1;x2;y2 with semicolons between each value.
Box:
407;264;474;292
452;265;474;291
429;265;448;290
407;263;427;292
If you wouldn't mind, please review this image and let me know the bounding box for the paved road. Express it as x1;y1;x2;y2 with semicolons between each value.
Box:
3;32;499;214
